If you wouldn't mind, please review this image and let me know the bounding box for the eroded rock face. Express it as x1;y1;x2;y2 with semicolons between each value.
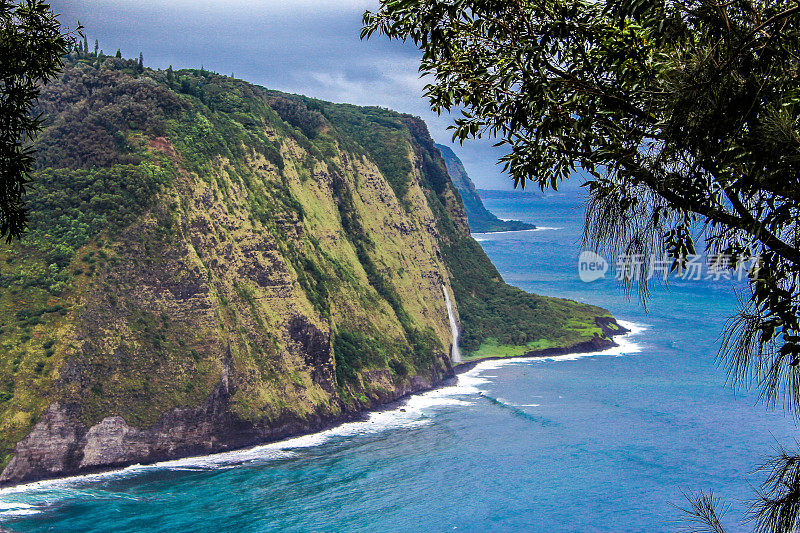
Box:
0;361;444;486
1;404;86;484
79;417;142;469
0;62;614;488
289;316;335;394
1;365;243;485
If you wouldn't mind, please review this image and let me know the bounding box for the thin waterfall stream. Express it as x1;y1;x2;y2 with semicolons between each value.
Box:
442;285;462;363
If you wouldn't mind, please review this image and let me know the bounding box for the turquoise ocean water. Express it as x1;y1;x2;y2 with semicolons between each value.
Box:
0;191;795;532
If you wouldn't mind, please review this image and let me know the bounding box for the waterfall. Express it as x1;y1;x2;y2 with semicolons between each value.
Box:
442;285;462;363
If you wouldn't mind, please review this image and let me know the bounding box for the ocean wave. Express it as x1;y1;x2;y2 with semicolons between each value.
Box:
450;321;647;424
493;399;541;407
528;319;647;362
0;321;648;514
0;383;480;505
0;501;40;518
478;394;558;426
461;320;647;373
472;227;563;242
472;227;562;238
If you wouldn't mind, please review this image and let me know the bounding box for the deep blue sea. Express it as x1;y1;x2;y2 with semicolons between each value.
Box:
0;191;796;532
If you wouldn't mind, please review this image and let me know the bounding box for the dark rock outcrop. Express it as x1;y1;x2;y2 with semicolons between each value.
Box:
0;362;450;486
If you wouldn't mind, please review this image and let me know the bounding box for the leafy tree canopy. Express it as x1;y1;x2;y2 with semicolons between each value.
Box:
364;0;800;531
0;0;77;241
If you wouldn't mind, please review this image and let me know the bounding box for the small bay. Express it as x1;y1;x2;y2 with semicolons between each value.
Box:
0;191;793;533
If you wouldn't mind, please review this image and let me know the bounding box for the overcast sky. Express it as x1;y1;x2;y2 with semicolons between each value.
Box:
48;0;521;190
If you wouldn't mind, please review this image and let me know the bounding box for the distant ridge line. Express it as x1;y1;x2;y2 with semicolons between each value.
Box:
435;144;536;233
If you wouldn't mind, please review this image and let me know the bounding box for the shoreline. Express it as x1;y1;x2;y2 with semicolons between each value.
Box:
0;320;638;495
471;227;547;237
453;321;629;375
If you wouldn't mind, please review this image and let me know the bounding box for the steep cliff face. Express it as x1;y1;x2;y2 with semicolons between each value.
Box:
0;57;615;486
435;144;535;233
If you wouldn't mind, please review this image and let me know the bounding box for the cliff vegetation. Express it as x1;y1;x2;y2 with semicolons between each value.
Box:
0;52;615;483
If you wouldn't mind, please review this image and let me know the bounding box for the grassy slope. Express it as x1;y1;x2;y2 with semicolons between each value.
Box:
284;97;614;358
0;54;616;470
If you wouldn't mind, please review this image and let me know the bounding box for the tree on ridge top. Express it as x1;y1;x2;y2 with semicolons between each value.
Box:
0;0;79;241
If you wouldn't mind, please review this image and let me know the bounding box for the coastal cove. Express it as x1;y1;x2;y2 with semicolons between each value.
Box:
0;321;638;496
1;1;797;530
0;311;629;491
0;59;617;488
1;191;795;532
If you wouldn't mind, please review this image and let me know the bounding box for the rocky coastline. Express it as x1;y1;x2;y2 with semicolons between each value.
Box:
0;367;450;489
0;317;627;489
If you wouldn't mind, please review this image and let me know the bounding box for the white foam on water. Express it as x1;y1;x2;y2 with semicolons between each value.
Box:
0;321;648;515
0;502;36;511
0;508;40;517
443;321;647;413
472;227;562;238
520;320;647;363
0;501;41;518
479;394;531;408
458;320;647;373
143;447;297;470
0;382;479;502
0;445;300;501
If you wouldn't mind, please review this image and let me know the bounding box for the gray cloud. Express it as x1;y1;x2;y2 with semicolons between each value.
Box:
50;0;515;189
